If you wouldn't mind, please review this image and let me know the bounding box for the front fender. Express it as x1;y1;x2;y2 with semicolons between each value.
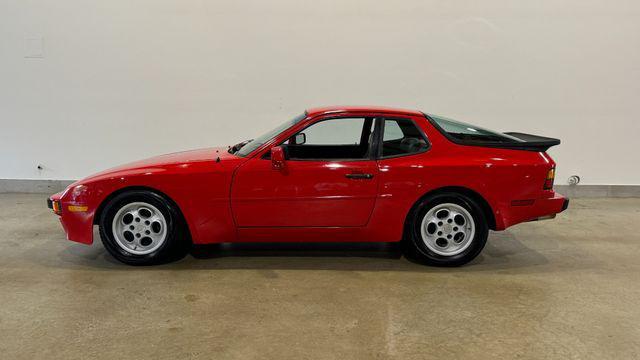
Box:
54;176;174;245
52;159;239;245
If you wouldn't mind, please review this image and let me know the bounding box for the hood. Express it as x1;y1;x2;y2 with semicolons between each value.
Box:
106;147;234;170
76;147;239;184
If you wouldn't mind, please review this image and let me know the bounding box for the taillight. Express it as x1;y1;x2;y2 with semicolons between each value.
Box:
543;167;555;190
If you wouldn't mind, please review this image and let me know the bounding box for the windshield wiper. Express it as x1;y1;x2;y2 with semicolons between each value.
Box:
228;139;253;154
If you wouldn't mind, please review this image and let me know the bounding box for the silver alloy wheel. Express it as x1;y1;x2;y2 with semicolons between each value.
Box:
111;202;168;255
420;203;476;256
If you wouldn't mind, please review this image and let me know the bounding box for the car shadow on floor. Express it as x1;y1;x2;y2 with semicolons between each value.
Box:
190;242;403;259
54;230;551;273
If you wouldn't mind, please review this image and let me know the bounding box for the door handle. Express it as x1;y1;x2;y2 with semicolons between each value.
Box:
345;173;374;179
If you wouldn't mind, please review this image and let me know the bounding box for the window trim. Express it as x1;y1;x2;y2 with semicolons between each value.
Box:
376;117;431;159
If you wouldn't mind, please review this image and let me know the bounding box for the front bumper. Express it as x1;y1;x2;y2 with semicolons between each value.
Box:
48;192;94;244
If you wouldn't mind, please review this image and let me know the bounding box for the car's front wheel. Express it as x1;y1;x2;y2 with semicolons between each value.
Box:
404;192;488;266
99;190;190;265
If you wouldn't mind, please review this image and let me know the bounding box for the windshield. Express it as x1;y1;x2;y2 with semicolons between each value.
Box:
233;113;306;157
427;113;522;143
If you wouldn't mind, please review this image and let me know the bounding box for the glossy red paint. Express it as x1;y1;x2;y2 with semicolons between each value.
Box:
49;106;567;246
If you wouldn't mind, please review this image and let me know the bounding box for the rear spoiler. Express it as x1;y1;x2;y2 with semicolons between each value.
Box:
502;132;561;152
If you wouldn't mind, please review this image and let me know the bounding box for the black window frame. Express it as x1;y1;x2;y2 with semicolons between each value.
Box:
261;115;431;161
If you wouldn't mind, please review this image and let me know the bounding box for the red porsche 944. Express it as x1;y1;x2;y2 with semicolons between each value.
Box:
48;106;568;266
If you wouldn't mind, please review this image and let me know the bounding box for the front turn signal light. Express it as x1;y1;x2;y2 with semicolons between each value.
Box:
543;167;555;190
48;198;62;215
52;200;62;215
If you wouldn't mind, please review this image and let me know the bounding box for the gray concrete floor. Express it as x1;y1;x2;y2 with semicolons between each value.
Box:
0;193;639;359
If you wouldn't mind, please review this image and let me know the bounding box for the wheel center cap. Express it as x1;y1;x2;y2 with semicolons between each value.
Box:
443;224;453;233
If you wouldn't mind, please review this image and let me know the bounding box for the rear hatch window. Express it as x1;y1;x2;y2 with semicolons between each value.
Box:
427;114;522;144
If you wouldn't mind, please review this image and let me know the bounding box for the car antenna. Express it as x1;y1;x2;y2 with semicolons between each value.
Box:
215;149;221;163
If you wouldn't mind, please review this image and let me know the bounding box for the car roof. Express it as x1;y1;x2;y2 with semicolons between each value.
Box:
305;106;423;117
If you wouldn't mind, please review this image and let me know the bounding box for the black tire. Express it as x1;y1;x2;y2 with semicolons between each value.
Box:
98;190;190;265
403;192;488;267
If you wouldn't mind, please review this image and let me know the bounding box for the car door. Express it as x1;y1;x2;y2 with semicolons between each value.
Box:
231;116;380;228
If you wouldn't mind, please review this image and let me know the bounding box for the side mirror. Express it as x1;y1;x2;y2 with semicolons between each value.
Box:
271;146;286;170
293;132;306;145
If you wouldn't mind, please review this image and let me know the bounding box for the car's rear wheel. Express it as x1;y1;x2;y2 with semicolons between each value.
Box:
404;192;488;266
99;190;190;265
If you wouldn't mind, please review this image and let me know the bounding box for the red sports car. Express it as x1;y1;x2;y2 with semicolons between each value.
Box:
48;106;568;266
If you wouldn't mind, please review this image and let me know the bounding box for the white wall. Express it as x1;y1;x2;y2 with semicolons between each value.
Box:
1;0;639;184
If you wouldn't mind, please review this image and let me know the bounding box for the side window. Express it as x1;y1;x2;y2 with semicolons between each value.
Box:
303;118;365;145
383;120;404;141
381;119;429;157
285;117;374;160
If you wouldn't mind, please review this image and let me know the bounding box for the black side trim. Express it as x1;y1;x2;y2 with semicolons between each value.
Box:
47;198;53;210
561;199;570;212
422;112;561;152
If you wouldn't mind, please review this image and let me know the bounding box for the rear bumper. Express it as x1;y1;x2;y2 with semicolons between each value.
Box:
498;193;568;229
